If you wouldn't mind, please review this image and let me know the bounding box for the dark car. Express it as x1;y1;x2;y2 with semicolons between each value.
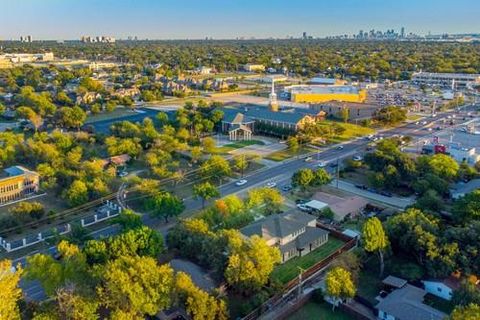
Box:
379;191;393;197
295;199;307;204
281;185;293;192
355;184;368;190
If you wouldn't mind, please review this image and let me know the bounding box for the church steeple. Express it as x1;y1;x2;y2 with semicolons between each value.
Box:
269;78;279;112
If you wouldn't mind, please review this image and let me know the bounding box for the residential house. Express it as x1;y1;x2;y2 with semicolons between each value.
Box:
313;191;369;221
240;211;329;263
375;276;447;320
422;275;479;301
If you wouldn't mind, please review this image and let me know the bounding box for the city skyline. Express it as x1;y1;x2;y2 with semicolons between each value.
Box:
1;0;479;40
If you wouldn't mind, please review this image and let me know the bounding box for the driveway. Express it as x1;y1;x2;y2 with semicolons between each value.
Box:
169;259;217;292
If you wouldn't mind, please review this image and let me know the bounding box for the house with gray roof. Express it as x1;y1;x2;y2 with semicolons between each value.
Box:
240;211;329;263
375;280;447;320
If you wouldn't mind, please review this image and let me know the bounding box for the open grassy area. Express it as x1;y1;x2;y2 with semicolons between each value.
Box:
319;121;375;144
271;237;345;284
358;270;383;305
265;147;315;162
287;301;352;320
214;140;265;154
85;107;136;123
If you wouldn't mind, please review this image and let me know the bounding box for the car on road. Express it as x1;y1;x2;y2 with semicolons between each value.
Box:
379;190;393;197
304;156;313;162
352;155;363;162
117;171;128;177
281;185;293;192
421;121;428;125
355;184;368;190
329;162;338;168
317;161;327;168
415;121;420;125
235;179;248;186
266;182;277;188
336;145;344;150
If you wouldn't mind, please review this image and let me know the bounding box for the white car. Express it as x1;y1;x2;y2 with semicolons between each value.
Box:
266;182;277;188
336;145;344;150
118;171;128;177
297;204;310;212
304;156;313;162
317;161;327;168
422;121;428;125
235;179;248;186
352;155;363;161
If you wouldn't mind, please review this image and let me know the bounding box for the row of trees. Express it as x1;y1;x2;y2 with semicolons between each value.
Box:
1;211;228;320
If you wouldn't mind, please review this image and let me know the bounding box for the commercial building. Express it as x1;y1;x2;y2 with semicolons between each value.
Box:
0;52;54;64
240;211;329;263
0;166;40;205
287;85;367;104
412;72;480;88
81;36;116;43
241;64;265;72
308;77;346;86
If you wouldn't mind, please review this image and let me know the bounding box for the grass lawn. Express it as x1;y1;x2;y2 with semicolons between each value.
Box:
424;294;456;314
407;114;423;121
287;301;352;320
85;107;136;123
265;147;315;162
317;121;375;144
358;270;383;305
214;140;265;154
271;238;345;284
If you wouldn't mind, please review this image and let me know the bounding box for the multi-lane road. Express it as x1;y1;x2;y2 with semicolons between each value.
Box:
14;104;479;301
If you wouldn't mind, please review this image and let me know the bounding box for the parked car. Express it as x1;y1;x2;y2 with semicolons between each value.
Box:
281;185;293;192
295;199;307;204
235;179;248;186
296;203;310;212
355;184;368;190
379;191;393;197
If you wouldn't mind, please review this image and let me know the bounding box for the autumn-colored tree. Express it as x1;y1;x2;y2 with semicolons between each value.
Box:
97;255;174;317
362;217;389;277
200;155;232;181
292;168;315;191
246;187;283;215
450;304;480;320
325;267;356;309
0;260;23;320
224;233;281;294
175;272;228;320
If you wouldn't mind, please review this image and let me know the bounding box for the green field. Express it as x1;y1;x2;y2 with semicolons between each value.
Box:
265;147;315;162
85;107;137;123
287;301;352;320
319;121;375;144
271;238;345;284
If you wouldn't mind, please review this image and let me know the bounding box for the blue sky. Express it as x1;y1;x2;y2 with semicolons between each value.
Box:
1;0;479;40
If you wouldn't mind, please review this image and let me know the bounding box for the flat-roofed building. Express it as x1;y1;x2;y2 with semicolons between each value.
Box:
0;166;40;205
412;72;480;88
288;85;367;103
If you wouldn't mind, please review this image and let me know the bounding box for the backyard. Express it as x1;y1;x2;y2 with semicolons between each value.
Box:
319;121;375;144
271;237;345;284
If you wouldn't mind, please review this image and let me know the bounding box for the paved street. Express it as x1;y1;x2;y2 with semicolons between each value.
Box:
16;105;479;301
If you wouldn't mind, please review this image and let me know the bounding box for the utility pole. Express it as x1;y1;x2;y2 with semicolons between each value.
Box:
297;266;305;300
336;157;340;188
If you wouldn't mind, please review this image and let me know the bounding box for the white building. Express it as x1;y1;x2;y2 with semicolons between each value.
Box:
412;72;480;88
422;279;458;301
195;66;213;75
0;52;54;63
448;145;480;165
242;64;265;72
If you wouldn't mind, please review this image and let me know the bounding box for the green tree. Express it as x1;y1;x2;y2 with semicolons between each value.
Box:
200;155;231;181
246;187;283;215
287;136;299;153
193;182;220;208
362;217;389;277
428;154;459;181
234;154;249;178
450;304;480;320
97;255;174;317
292;168;315;191
146;192;185;222
64;180;89;207
452;190;480;222
312;168;332;186
56;288;99;320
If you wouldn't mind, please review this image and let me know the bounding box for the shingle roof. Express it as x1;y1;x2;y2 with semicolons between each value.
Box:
240;211;316;242
375;284;447;320
222;105;313;126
